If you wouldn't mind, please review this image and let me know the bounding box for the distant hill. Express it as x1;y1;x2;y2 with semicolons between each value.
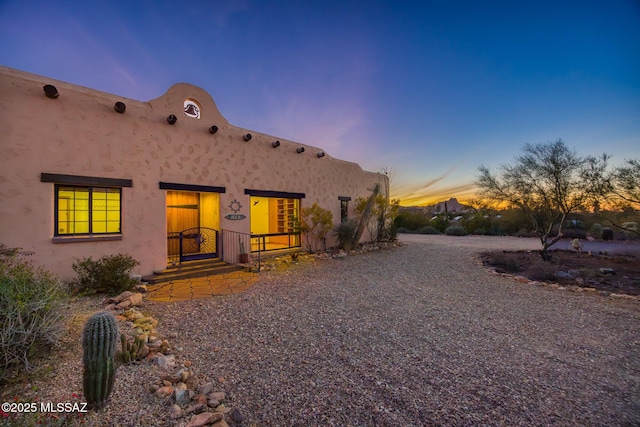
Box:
400;198;469;214
429;198;468;213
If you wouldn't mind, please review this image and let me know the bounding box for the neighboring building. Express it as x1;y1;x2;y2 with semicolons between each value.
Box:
0;66;387;280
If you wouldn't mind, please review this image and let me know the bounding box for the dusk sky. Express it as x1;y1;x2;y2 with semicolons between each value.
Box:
1;1;639;206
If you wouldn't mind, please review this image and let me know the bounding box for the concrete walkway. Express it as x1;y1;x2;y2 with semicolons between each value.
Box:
146;270;259;302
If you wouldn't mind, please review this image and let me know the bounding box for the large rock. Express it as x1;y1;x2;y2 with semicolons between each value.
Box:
155;354;176;368
185;412;223;427
554;271;574;280
198;382;214;396
208;391;226;401
113;291;134;303
128;292;144;306
175;389;191;406
154;386;174;399
230;408;245;423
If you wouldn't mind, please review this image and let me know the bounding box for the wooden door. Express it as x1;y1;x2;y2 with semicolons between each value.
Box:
166;191;199;257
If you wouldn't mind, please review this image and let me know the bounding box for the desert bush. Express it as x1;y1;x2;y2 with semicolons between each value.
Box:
430;216;450;232
394;211;430;232
589;223;603;239
526;262;559;281
561;228;587;239
444;225;467;236
386;222;399;241
514;228;537;238
333;219;358;251
482;251;523;273
0;244;65;382
622;222;639;239
461;214;492;235
472;228;488;235
418;226;441;235
72;254;140;295
299;203;333;253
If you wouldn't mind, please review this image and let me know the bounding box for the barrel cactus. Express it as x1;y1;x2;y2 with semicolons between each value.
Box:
82;311;118;409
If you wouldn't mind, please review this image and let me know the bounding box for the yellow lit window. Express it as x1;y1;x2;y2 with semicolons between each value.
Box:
249;196;300;251
56;186;121;235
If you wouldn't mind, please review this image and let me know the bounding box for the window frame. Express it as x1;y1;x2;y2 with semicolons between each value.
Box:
41;173;132;243
339;196;351;222
54;184;123;236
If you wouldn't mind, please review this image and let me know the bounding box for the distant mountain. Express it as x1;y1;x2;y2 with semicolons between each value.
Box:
400;198;469;214
429;197;468;213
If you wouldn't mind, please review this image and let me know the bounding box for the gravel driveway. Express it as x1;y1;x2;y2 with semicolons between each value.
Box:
150;235;640;426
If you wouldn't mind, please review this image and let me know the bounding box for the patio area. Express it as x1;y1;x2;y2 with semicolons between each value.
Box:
146;270;259;302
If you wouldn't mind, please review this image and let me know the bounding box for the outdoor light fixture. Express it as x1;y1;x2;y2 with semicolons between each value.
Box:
43;84;59;99
243;133;252;141
209;125;218;134
296;147;305;154
167;115;177;125
317;151;325;158
114;102;126;114
271;140;280;148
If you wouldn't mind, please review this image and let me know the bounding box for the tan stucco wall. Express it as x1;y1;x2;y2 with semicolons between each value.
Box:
0;66;387;280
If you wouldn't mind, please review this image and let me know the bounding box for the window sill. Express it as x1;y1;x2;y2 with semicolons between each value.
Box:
52;235;123;243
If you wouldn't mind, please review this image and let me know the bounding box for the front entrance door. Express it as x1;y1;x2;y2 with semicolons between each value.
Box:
166;191;219;264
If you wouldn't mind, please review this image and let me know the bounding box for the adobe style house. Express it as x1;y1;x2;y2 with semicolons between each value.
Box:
0;66;387;280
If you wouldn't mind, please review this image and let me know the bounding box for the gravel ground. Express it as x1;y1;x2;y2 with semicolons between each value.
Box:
155;235;640;426
5;235;639;426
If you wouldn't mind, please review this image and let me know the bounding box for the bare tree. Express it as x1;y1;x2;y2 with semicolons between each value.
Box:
476;140;591;260
615;159;640;207
583;156;640;236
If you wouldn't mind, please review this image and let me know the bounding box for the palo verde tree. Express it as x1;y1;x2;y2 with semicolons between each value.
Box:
476;139;593;260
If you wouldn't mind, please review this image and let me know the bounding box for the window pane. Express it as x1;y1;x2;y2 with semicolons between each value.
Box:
56;187;88;235
74;221;89;234
249;196;300;251
91;188;120;234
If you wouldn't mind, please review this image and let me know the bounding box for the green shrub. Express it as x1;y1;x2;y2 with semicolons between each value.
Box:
299;203;333;253
333;219;358;251
387;222;398;241
589;223;603;239
430;216;450;232
602;228;614;241
0;244;65;383
514;228;537;238
561;228;587;239
394;211;430;231
72;254;140;295
418;226;441;234
444;225;467;236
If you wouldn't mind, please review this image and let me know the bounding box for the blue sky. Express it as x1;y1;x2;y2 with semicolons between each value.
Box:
1;0;639;206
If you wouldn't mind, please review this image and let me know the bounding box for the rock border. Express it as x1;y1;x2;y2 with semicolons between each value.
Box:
475;256;640;302
103;287;243;426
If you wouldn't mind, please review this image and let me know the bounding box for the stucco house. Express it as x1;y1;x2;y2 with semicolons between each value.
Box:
0;66;387;280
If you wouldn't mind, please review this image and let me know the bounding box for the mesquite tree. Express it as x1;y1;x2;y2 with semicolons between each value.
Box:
476;140;592;260
583;155;640;236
